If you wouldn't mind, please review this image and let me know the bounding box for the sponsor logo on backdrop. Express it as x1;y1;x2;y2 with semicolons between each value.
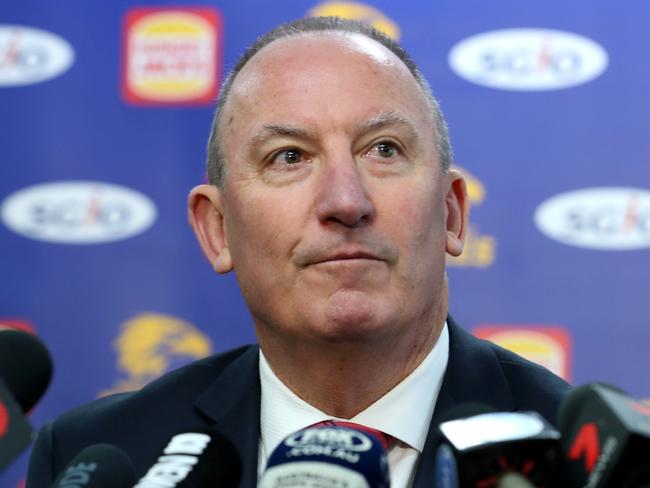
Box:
307;1;399;39
0;181;157;244
99;313;212;396
447;165;496;267
474;325;571;380
535;187;650;250
122;7;222;105
448;28;608;91
0;25;74;87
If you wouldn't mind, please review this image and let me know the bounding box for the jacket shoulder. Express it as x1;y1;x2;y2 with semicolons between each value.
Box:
486;337;570;420
58;344;254;421
446;317;570;424
27;345;257;486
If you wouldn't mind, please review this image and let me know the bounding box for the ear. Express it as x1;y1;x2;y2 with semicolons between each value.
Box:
445;168;469;257
188;184;233;273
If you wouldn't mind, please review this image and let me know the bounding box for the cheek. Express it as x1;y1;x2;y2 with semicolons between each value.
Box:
225;189;293;269
389;186;446;250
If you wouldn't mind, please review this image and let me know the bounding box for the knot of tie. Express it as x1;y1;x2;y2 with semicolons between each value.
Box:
311;420;395;451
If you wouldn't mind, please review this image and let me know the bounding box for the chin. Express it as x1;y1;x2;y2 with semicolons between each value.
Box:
318;290;392;342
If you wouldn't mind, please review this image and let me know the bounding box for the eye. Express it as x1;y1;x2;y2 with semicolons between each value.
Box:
376;142;397;158
365;141;401;160
271;148;308;165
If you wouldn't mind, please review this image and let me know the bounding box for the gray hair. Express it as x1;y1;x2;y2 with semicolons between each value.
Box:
207;16;452;189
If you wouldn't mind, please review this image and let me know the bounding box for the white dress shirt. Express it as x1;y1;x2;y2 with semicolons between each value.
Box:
258;322;449;487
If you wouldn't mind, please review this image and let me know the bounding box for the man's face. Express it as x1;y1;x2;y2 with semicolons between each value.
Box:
193;33;466;347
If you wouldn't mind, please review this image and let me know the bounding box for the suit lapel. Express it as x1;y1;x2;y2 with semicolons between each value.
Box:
412;317;514;487
194;346;261;488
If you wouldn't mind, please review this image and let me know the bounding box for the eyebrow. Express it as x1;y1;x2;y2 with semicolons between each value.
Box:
248;111;419;149
354;111;419;137
249;124;318;149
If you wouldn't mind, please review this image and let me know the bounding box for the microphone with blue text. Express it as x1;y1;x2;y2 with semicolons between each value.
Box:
434;403;563;488
0;328;53;472
52;444;136;487
259;424;390;488
134;429;242;487
558;383;650;488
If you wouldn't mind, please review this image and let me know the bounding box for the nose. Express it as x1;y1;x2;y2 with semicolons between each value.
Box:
314;155;375;228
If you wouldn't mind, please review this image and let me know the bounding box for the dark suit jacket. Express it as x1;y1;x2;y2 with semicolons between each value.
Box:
26;318;570;487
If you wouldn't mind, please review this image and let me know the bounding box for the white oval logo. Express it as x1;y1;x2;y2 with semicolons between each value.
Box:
448;28;608;91
535;187;650;250
285;428;373;452
1;181;157;244
0;25;75;86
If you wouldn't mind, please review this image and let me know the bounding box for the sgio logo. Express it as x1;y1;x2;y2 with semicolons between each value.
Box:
0;25;74;86
1;181;157;244
449;28;608;91
534;187;650;250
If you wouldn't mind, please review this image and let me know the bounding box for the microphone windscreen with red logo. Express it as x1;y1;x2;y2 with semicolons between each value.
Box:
558;383;650;487
0;329;52;472
0;329;53;412
435;404;563;487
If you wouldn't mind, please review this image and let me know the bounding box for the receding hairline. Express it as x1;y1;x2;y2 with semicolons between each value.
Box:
223;30;436;128
207;17;453;189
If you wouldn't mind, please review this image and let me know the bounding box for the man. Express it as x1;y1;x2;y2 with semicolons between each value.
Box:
27;17;569;487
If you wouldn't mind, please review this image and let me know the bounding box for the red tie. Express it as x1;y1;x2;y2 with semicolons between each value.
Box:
311;420;395;450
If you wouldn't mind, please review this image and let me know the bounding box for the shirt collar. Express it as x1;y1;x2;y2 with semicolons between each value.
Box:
259;322;449;463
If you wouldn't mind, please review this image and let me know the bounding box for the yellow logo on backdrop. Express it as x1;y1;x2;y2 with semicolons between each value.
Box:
99;313;212;396
447;165;496;267
474;326;572;381
307;2;400;40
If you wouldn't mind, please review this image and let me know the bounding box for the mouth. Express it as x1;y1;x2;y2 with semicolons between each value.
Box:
313;251;383;265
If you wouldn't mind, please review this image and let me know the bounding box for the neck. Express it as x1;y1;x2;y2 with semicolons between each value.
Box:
257;295;447;419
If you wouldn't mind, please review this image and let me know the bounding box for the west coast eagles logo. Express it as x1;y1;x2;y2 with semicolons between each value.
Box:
307;2;400;40
99;313;212;396
447;165;496;268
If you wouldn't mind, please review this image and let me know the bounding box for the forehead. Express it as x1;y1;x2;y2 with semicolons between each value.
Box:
221;32;434;151
229;32;429;115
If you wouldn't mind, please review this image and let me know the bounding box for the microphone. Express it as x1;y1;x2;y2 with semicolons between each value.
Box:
0;329;53;471
259;424;390;488
134;430;242;487
52;444;136;487
0;329;53;412
434;404;563;487
558;383;650;487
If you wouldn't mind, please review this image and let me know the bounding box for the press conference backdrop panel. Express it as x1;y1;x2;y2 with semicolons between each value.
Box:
1;1;648;485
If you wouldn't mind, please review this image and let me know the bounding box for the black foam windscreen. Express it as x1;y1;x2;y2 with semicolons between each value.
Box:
175;430;242;487
557;383;650;488
53;444;136;488
0;329;53;412
557;382;626;434
135;429;242;487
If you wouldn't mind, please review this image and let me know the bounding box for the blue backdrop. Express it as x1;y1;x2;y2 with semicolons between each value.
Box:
2;1;648;485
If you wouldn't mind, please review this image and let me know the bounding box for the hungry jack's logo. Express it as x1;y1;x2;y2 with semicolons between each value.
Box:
473;325;572;381
122;7;222;105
